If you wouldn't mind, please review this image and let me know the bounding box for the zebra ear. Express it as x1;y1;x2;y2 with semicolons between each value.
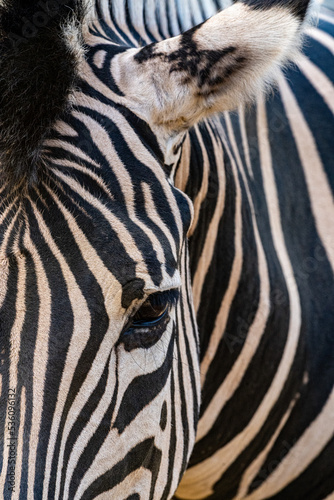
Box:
113;0;308;161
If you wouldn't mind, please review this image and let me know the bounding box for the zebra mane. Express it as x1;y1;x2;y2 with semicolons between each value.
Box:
0;0;87;189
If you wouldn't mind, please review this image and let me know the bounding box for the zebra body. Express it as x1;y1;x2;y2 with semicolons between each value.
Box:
0;0;333;499
176;9;334;499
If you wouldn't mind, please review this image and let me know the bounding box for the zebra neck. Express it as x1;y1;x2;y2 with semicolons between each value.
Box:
175;112;264;353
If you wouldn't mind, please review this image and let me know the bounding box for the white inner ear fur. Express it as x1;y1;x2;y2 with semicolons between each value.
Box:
112;2;303;164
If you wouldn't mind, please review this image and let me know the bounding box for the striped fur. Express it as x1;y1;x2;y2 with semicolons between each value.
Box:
0;3;201;498
175;5;334;499
0;1;333;499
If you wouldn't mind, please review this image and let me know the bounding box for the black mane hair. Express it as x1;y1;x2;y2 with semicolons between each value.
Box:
0;0;86;188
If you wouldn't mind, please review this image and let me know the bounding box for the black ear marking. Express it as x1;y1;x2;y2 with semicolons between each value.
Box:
168;27;238;89
133;41;158;63
134;21;239;92
0;0;86;189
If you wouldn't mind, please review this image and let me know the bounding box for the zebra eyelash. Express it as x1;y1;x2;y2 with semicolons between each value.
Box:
140;288;180;311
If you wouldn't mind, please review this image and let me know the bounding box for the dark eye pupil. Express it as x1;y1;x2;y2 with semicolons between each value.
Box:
133;297;168;323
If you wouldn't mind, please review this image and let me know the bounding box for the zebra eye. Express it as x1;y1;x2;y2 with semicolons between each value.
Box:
121;289;179;351
132;294;169;327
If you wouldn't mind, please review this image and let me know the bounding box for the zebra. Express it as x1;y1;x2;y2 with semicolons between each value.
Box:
175;4;334;500
0;0;333;499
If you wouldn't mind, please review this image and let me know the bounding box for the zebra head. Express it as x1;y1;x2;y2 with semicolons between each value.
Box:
0;0;309;498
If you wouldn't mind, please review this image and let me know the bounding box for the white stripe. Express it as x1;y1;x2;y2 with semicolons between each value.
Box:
306;26;334;54
175;133;191;194
25;229;52;500
0;207;21;307
239;105;254;178
0;257;9;312
169;362;186;497
0;200;19;227
0;229;26;498
188;125;211;237
15;387;26;500
296;53;334;114
202;0;220;18
319;12;334;24
153;391;173;499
